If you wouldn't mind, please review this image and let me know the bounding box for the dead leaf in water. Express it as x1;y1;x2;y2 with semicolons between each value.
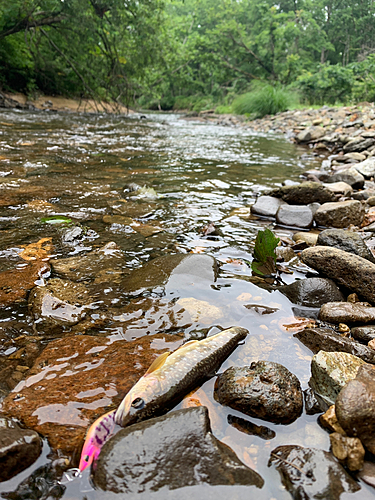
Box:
281;316;316;332
19;238;54;261
190;246;206;254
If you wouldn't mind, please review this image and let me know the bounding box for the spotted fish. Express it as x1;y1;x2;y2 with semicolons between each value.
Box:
115;326;248;427
78;409;116;472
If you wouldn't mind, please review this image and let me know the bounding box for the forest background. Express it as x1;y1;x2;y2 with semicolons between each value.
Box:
1;0;375;115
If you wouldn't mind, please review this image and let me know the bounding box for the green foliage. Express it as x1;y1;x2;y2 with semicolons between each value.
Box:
251;228;280;277
232;84;298;117
41;215;72;225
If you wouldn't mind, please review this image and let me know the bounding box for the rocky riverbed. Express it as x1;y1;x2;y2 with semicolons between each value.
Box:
1;107;375;499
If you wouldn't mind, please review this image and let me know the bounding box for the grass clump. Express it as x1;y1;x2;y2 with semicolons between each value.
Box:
232;84;298;118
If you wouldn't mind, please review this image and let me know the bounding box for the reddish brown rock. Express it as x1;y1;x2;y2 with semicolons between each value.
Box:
1;333;184;459
0;261;50;306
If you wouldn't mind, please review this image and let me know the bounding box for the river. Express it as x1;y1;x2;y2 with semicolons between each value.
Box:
0;109;371;499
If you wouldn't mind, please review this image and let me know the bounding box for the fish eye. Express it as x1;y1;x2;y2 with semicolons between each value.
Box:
131;397;145;409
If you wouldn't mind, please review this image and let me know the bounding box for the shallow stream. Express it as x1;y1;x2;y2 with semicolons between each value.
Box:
0;110;371;499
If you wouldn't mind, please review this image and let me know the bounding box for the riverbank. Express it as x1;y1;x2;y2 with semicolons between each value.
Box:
0;91;132;114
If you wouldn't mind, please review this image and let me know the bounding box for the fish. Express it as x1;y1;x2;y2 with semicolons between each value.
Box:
78;409;116;472
115;326;248;427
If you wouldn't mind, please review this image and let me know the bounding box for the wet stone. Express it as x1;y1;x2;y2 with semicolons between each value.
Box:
268;181;335;205
329;432;365;471
250;195;286;217
303;387;323;415
309;350;366;406
93;407;264;494
269;445;360;498
292;231;319;246
295;326;375;364
276;204;313;228
51;242;127;282
326;166;365;190
319;302;375;326
0;262;50;307
121;253;217;297
336;363;375;455
351;325;375;343
0;417;42;482
1;333;183;456
280;277;344;307
317;228;375;263
301;246;375;304
358;461;375;489
227;414;276;440
320;405;346;435
314;200;365;228
214;361;303;425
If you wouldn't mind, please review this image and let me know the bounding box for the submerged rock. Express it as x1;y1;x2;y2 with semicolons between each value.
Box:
214;361;303;425
269;445;360;498
121;253;217;296
51;242;127;282
0;261;50;307
317;228;375;263
0;417;42;482
93;407;264;494
314;200;365;228
280;278;344;307
309;350;366;406
1;333;184;456
336;363;375;455
301;246;375;304
268;181;334;205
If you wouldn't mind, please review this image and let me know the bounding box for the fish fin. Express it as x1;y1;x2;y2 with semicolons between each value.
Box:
178;340;199;350
144;351;170;376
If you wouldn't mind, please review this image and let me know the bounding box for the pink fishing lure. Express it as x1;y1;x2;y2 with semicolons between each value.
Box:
79;409;116;472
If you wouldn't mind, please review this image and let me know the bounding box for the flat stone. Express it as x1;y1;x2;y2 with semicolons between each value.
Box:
280;278;344;307
296;127;325;142
354;157;375;178
351;325;375;343
268;182;335;205
314;200;365;228
323;181;353;196
1;333;184;457
344;152;367;161
51;242;127;282
0;262;50;307
269;445;360;498
301;246;375;303
317;228;375;263
343;137;375;153
0;417;42;482
121;254;217;297
250;195;286;217
276;204;313;228
326;167;365;189
309;350;366;405
329;432;365;471
336;364;375;454
352;188;375;200
93;407;264;493
295;326;375;364
319;302;375;326
214;361;303;425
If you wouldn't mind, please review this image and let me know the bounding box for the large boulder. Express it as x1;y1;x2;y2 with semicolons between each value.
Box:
93;407;264;494
317;228;375;263
214;361;303;425
267;182;335;205
301;246;375;304
0;417;42;482
309;350;366;406
269;445;360;498
280;277;344;307
314;200;365;228
336;363;375;454
1;333;184;456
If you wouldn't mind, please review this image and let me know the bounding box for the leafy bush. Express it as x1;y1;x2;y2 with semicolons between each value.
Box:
297;64;354;105
232;84;298;118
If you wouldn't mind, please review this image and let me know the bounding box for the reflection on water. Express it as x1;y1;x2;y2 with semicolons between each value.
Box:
0;110;371;499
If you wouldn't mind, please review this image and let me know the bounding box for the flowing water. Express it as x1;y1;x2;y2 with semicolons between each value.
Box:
0;110;371;499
